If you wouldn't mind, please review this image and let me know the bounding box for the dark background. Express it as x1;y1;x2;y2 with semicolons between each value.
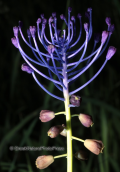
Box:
0;0;120;172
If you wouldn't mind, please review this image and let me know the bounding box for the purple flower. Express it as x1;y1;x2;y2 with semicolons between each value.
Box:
47;44;55;54
106;46;116;60
11;7;116;101
11;37;18;48
21;63;33;74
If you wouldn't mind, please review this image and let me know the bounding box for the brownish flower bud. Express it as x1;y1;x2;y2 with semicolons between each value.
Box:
36;155;54;169
39;110;55;122
60;124;67;137
84;139;104;155
74;150;88;160
48;125;64;138
78;113;94;127
70;95;82;107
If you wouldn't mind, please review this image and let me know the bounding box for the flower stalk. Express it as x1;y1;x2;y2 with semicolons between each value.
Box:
72;136;85;143
54;154;67;159
64;96;72;172
62;52;73;172
55;111;66;115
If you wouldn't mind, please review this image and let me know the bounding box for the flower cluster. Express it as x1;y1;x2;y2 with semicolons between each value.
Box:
11;7;116;172
11;8;116;102
38;109;104;169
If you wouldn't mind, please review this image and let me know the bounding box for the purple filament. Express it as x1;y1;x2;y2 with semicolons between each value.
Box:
11;7;115;101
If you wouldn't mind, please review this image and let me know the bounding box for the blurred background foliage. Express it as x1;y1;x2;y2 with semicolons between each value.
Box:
0;0;120;172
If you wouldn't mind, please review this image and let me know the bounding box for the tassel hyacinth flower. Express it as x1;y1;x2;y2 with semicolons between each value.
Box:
11;7;116;172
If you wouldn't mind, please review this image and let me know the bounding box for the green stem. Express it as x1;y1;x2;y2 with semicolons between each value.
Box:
64;93;72;172
72;136;85;143
55;111;66;115
62;52;72;172
71;114;79;117
55;113;79;117
54;154;67;159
